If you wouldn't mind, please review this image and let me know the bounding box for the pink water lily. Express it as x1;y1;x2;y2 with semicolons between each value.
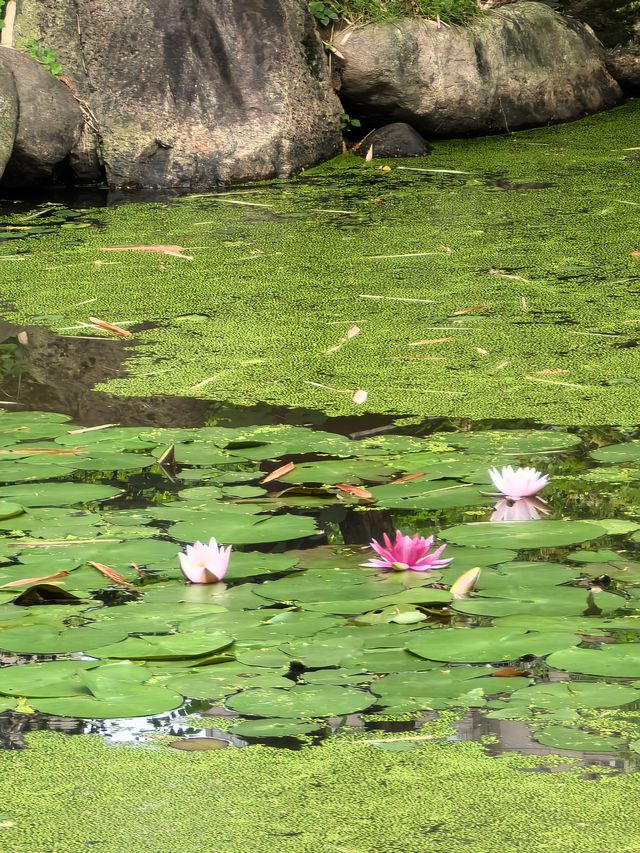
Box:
488;465;548;501
178;538;231;584
363;530;452;572
490;496;550;522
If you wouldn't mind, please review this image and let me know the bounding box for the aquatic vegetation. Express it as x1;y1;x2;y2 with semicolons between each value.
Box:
0;409;638;757
363;530;451;571
4;730;640;853
178;538;232;583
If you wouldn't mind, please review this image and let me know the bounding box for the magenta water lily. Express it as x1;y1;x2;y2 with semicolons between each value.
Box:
488;465;548;500
364;530;452;572
178;538;231;584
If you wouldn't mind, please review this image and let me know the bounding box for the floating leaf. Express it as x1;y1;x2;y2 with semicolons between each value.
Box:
534;726;623;753
408;627;579;663
547;645;640;677
225;684;374;718
441;521;607;549
230;718;323;738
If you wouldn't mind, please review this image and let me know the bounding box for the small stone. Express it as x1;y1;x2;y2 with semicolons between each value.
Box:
357;123;432;159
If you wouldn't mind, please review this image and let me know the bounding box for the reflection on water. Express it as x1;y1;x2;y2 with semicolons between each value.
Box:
0;704;632;769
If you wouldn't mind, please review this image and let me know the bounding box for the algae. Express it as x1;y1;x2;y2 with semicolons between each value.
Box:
0;102;639;424
0;730;639;852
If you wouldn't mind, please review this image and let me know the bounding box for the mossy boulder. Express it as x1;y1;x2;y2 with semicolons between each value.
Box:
14;0;343;190
336;2;623;137
0;48;84;187
0;60;17;180
607;41;640;94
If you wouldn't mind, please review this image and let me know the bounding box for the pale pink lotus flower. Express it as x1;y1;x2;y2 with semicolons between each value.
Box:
490;496;550;522
178;538;231;584
450;567;481;600
363;530;452;572
488;465;548;501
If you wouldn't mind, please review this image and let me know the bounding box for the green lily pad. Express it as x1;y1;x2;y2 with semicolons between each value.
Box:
87;631;233;660
433;430;580;454
547;645;640;677
0;483;122;507
590;441;640;463
225;684;374;718
408;627;580;663
169;511;318;545
31;686;183;719
0;622;131;654
566;550;622;563
452;588;625;618
371;666;530;710
280;459;395;485
441;520;607;549
230;718;323;738
506;681;640;710
0;501;24;520
0;660;95;698
534;726;623;753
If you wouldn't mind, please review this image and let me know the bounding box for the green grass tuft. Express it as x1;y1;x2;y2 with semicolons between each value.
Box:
337;0;479;25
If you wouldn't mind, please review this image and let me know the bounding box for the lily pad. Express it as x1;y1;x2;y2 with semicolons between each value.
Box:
441;520;607;549
225;684;375;717
408;627;580;663
0;483;122;507
547;645;640;677
31;685;183;719
87;631;233;660
534;726;623;753
230;718;323;738
433;430;580;454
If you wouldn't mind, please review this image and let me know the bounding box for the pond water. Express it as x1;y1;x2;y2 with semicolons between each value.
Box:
0;357;639;767
1;102;640;771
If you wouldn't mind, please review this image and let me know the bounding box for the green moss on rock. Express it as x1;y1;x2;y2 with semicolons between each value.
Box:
1;102;639;424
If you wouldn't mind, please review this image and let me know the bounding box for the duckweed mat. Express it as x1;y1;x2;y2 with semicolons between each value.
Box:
1;102;639;424
0;730;639;853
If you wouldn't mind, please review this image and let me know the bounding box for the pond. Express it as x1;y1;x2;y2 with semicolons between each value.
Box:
0;103;640;777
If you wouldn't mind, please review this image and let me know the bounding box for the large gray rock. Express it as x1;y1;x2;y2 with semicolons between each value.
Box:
0;62;17;180
607;41;640;93
14;0;343;189
0;48;84;186
336;3;623;137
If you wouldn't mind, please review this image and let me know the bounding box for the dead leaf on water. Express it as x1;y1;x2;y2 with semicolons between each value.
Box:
99;245;192;259
262;462;296;484
335;483;373;499
88;317;133;338
88;561;135;588
390;472;426;485
352;389;368;405
0;571;70;588
68;423;118;435
409;337;454;347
